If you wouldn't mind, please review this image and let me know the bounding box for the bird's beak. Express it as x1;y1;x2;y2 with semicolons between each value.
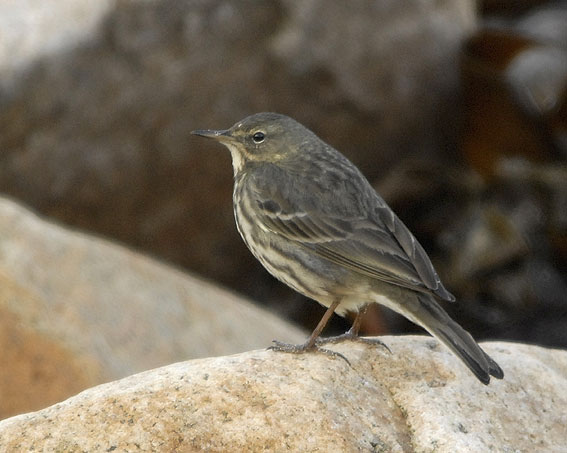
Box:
191;129;231;141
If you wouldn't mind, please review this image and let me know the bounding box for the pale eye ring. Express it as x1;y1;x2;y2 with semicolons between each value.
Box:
252;131;265;143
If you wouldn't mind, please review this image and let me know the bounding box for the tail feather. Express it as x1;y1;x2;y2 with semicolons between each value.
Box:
409;295;504;384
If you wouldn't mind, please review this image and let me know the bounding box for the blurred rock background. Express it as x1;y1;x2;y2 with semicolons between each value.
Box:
0;197;304;419
0;0;565;417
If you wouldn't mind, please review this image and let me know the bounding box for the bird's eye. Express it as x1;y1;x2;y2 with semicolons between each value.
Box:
252;131;265;143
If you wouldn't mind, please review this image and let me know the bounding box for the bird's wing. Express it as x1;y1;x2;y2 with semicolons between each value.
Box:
250;169;454;301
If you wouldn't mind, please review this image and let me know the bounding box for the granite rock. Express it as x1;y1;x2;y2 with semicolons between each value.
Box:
0;337;564;452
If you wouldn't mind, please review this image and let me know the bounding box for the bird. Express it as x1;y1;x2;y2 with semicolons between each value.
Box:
192;112;504;385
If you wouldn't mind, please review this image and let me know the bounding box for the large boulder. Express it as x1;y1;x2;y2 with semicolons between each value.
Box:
0;197;304;419
0;337;563;452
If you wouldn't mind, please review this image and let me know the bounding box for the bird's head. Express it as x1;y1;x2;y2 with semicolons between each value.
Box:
192;112;315;174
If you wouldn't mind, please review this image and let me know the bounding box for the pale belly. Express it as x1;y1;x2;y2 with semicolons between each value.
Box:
233;199;372;316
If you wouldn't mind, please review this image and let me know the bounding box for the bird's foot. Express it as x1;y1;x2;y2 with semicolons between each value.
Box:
268;340;351;365
316;332;391;353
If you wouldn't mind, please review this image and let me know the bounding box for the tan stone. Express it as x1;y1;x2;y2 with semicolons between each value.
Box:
0;337;564;452
0;306;96;419
0;197;304;419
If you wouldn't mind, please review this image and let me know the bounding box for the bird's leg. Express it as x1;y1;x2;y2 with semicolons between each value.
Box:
316;304;391;353
269;299;350;364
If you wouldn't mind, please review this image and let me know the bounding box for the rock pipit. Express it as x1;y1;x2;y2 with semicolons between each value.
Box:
193;112;503;384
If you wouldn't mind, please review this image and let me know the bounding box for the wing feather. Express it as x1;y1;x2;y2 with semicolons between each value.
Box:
248;164;455;302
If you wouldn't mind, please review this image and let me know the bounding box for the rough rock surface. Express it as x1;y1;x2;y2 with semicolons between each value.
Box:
0;0;477;301
0;197;304;419
0;337;564;452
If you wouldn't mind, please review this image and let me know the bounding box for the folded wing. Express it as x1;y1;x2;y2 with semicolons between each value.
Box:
254;178;455;302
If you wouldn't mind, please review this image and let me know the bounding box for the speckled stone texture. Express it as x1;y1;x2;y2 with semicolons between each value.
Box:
0;337;564;452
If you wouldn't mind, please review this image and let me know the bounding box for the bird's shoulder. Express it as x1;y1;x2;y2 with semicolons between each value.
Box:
243;154;374;217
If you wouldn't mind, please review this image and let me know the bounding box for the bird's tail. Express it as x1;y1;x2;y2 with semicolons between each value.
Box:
407;295;504;385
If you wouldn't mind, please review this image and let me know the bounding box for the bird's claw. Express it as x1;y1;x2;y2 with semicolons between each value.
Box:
268;340;351;365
